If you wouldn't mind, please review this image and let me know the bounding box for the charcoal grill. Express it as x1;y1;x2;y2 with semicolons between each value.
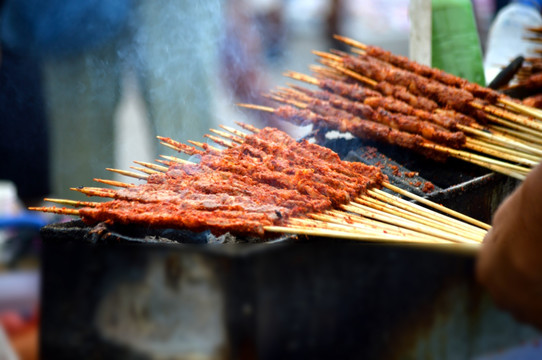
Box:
39;137;535;359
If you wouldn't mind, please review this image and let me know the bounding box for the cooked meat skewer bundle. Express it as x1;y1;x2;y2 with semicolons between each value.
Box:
268;89;539;167
287;68;440;113
516;72;542;90
318;50;542;133
266;104;447;160
333;35;501;103
242;107;532;180
284;84;466;133
335;53;483;118
65;127;387;236
244;36;542;179
242;104;536;177
269;90;466;148
523;93;542;108
287;71;480;129
31;123;493;245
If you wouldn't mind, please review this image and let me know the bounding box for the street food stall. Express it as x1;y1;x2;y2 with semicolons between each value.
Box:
34;31;542;358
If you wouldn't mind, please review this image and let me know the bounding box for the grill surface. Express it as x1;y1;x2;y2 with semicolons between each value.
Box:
320;135;519;223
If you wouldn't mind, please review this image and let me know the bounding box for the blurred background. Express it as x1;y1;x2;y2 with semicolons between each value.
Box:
0;0;512;358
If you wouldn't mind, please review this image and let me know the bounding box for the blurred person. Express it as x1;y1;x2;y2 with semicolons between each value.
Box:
221;0;288;131
0;1;50;207
1;0;222;199
476;162;542;330
327;0;348;51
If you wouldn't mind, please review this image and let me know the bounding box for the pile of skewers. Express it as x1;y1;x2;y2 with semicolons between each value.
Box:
241;35;542;181
30;124;488;247
495;26;542;106
34;34;542;247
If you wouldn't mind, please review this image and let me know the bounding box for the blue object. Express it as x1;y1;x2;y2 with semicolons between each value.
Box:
0;0;131;57
0;213;48;229
516;0;542;11
476;337;542;359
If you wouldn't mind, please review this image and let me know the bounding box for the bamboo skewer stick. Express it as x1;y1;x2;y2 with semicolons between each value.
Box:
288;217;409;238
458;157;526;180
354;196;484;241
204;134;234;148
310;211;448;242
156;159;176;167
70;186;117;198
367;189;487;236
43;198;98;208
486;114;542;138
464;138;539;166
106;168;148;180
321;210;458;244
474;137;542;161
489;124;542;146
159;155;193;165
382;182;491;230
301;214;454;244
499;98;542;121
27;206;80;216
133;161;169;173
219;124;248;139
470;101;542;132
130;166;160;176
356;196;483;242
209;128;243;143
93;179;134;188
315;58;380;87
160;142;184;152
234;121;260;133
157;136;204;155
365;194;487;238
333;34;368;50
421;143;529;173
187;140;221;152
263;224;418;243
342;202;479;244
279;217;466;245
106;168;152;181
457;124;542;156
467;135;541;160
309;65;345;81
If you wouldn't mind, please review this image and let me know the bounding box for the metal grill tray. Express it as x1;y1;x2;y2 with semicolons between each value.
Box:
39;135;531;359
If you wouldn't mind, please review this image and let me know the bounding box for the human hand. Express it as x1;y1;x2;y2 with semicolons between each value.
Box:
476;162;542;329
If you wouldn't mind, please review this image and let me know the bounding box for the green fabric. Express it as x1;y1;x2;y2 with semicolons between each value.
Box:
431;0;486;85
